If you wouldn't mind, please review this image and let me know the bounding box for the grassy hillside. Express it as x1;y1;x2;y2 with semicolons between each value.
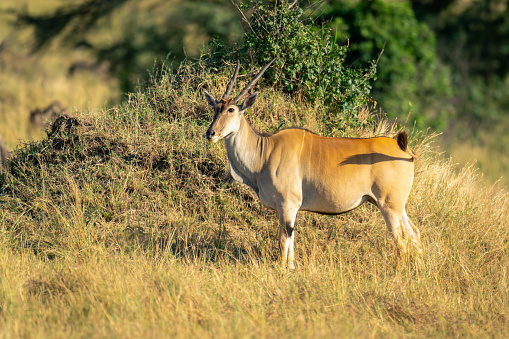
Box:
1;62;508;337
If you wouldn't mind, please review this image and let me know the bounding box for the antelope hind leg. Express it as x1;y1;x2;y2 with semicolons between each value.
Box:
402;210;422;255
380;208;409;257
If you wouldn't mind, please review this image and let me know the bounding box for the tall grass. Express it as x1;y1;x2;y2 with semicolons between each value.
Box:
446;126;509;187
0;61;508;337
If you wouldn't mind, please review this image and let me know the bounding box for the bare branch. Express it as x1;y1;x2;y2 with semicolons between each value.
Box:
302;0;327;23
230;0;260;39
288;0;298;9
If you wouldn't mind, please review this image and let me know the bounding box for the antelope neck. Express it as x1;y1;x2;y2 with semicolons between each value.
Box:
224;115;269;187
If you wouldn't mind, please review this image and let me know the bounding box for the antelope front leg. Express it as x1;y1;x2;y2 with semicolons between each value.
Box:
277;205;298;269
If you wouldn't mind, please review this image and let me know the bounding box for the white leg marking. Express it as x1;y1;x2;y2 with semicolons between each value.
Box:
278;205;299;269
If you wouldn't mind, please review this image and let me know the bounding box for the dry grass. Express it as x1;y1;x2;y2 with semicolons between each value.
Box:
445;128;509;187
0;62;508;337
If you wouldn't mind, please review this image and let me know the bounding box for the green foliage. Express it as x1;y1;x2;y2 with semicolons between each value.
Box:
319;0;453;129
413;0;509;78
207;0;378;133
412;0;509;130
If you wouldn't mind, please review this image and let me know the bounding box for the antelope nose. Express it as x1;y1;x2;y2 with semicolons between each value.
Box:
206;129;215;140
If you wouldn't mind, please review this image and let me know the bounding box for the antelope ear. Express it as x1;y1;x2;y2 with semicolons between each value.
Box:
204;90;217;107
240;92;258;112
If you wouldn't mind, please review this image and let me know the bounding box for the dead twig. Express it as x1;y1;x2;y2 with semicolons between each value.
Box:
231;0;260;39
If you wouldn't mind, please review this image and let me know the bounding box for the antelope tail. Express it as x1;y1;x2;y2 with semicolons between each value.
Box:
397;131;419;160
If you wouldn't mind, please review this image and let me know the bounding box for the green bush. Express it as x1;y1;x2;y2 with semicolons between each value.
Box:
319;0;453;130
207;0;378;133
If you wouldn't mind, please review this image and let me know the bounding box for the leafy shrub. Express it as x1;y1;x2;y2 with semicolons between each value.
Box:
318;0;453;129
207;0;378;132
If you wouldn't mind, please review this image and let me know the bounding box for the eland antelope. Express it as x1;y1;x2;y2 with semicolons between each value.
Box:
204;60;421;268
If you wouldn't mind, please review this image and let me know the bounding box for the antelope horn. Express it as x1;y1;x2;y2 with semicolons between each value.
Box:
234;58;276;104
222;61;240;100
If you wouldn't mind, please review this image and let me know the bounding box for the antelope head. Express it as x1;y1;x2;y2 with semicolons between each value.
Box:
204;59;275;143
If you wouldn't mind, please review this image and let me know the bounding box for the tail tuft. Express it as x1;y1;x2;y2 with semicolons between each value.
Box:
397;131;419;160
397;131;408;152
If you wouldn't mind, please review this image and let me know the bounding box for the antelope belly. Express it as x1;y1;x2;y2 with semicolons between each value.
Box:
299;178;371;215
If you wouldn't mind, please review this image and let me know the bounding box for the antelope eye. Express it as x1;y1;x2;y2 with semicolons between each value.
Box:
227;108;235;113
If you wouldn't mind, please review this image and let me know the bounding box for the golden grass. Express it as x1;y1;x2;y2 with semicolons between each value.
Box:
445;130;509;187
0;63;508;337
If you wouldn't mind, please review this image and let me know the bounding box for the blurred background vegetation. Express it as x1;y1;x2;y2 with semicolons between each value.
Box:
0;0;508;185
